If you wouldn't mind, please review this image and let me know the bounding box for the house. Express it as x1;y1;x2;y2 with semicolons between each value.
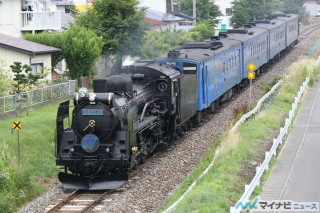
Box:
304;0;320;16
0;33;60;80
0;0;73;38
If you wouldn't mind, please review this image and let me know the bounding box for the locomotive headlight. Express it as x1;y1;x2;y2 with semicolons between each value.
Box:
106;147;110;153
88;93;96;102
70;147;75;153
79;87;88;98
81;134;100;153
166;61;176;66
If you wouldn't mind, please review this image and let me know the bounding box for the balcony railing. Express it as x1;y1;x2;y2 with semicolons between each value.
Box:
21;11;62;31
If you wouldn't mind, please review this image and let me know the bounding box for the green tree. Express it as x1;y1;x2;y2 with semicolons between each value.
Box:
140;20;216;60
0;60;15;96
179;0;222;22
230;0;282;28
188;20;215;41
282;0;306;19
75;0;149;72
25;26;103;83
62;25;104;82
230;1;250;28
140;29;193;59
10;62;41;93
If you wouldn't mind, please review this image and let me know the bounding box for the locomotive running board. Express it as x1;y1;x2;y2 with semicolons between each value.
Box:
58;172;127;190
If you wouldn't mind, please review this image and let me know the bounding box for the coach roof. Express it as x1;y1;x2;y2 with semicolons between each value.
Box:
161;37;241;62
226;26;269;43
254;18;286;30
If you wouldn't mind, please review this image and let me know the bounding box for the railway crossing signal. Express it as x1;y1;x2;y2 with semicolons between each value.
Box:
12;121;22;130
12;121;22;162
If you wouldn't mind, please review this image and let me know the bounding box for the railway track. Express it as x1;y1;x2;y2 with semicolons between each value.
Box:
299;23;320;39
45;189;121;213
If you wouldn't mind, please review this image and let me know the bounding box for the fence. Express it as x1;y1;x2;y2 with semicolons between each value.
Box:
230;77;310;213
0;80;76;117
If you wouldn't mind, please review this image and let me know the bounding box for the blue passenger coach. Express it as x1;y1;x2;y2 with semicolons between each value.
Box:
156;36;242;117
254;18;286;62
273;14;299;48
226;26;269;79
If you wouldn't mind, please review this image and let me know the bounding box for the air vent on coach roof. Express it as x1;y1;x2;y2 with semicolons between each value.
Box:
227;29;248;34
168;50;181;58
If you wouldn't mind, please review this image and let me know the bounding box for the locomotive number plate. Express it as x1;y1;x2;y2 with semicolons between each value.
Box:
82;109;103;116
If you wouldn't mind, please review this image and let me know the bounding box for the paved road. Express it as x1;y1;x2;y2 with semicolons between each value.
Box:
257;76;320;212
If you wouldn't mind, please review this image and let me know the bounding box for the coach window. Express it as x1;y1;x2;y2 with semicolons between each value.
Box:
182;62;197;74
232;57;235;68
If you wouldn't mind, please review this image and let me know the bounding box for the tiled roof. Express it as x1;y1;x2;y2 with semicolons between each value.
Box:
143;17;167;26
0;33;60;55
145;9;184;22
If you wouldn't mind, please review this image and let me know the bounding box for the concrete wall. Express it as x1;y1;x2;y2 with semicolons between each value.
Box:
0;47;29;71
0;0;23;38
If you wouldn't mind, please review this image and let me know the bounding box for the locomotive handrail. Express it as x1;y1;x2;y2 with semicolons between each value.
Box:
140;98;160;121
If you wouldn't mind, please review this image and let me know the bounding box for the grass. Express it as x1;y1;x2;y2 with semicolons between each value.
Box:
0;101;68;213
160;56;320;212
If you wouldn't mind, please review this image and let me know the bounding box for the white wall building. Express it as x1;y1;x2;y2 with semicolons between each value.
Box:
139;0;166;13
0;0;64;38
214;0;233;16
214;0;233;33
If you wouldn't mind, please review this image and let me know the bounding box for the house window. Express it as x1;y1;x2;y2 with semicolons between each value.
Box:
31;63;43;75
226;8;232;16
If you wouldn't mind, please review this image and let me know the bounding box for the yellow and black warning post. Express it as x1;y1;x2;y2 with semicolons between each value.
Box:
12;121;22;162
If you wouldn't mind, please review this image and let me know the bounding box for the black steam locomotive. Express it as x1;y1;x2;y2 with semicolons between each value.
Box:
56;62;198;190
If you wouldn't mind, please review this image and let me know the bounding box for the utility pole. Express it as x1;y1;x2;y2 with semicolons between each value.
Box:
193;0;196;25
